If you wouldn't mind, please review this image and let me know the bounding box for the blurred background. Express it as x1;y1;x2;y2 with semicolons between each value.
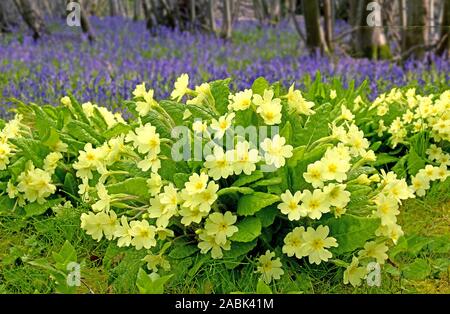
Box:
0;0;449;117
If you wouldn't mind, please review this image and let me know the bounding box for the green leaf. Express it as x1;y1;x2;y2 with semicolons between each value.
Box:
67;93;90;125
0;195;16;212
142;110;172;138
292;103;335;146
168;240;199;259
256;279;272;294
237;192;280;216
24;198;64;217
392;155;407;178
66;120;103;146
9;138;50;168
290;144;330;191
326;214;380;254
210;79;230;115
251;177;282;188
136;268;173;294
63;173;78;198
230;217;262;242
232;170;264;187
173;173;190;189
107;178;149;199
52;240;77;271
346;184;372;213
92;107;109;131
252;77;270;96
103;122;132;139
287;146;306;168
347;166;377;181
8;157;27;179
372;153;399;167
223;240;257;259
42;127;61;148
280;121;292;144
406;235;434;256
402;259;431;280
407;149;426;176
217;186;254;196
255;205;278;227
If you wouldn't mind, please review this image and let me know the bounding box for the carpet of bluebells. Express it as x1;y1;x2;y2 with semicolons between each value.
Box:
1;17;449;118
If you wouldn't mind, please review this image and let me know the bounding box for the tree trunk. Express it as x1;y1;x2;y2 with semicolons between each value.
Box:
190;0;196;29
302;0;324;52
13;0;47;40
348;0;359;28
76;0;95;42
134;0;143;20
354;0;391;59
437;0;450;57
109;0;119;16
208;0;217;32
323;0;334;52
0;0;12;32
142;0;154;30
268;0;281;22
404;0;428;58
221;0;232;38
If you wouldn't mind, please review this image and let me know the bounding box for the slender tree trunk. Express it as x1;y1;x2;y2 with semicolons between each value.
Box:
134;0;143;20
0;0;12;32
354;0;391;59
302;0;325;52
399;0;407;54
269;0;281;22
437;0;450;57
142;0;154;30
13;0;47;40
323;0;334;52
208;0;217;32
349;0;358;28
76;0;95;42
404;0;428;58
109;0;119;16
221;0;232;38
190;0;196;29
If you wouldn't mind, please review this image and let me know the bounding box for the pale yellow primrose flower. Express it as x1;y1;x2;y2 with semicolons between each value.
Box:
129;220;157;250
228;89;253;111
143;253;171;273
253;89;282;125
301;225;338;265
114;216;133;247
198;230;231;259
343;257;367;287
358;241;389;264
226;141;261;175
299;189;330;220
0;142;12;170
210;113;235;139
125;123;160;157
330;89;337;100
286;83;315;116
256;250;284;284
17;164;56;204
204;211;238;245
171;73;189;102
278;190;306;221
303;161;325;188
260;134;293;168
204;146;234;180
282;227;307;259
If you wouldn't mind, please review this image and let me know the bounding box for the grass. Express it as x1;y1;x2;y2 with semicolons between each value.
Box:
0;180;449;294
